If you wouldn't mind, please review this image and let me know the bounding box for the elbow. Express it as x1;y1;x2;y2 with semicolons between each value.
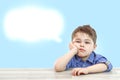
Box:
105;63;113;72
54;65;65;72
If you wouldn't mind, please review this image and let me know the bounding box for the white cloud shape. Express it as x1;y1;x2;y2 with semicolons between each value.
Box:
3;6;64;43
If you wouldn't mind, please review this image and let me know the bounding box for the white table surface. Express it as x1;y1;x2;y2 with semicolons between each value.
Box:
0;68;120;80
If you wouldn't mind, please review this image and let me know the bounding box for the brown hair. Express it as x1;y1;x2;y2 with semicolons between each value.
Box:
72;25;97;44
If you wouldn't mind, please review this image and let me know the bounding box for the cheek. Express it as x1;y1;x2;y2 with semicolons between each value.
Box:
73;43;79;47
87;47;94;52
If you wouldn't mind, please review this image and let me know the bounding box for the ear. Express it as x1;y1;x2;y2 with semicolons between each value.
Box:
94;44;97;50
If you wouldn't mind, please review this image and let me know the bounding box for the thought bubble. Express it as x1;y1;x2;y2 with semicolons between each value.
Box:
3;6;64;43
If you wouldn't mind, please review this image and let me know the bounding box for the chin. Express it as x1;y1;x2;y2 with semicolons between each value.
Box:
77;54;87;58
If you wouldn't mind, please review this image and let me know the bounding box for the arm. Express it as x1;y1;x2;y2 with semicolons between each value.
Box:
86;63;107;73
72;63;107;76
54;42;77;72
54;49;76;72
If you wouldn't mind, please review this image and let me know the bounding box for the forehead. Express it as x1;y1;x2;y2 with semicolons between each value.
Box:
73;32;92;40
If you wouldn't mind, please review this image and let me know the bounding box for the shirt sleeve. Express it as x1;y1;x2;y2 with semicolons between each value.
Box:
96;56;113;72
66;59;72;70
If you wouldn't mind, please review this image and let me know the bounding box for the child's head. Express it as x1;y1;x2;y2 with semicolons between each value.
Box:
72;25;97;44
71;25;97;60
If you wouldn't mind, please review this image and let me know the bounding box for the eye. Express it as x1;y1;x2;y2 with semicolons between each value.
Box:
75;41;80;43
85;42;90;44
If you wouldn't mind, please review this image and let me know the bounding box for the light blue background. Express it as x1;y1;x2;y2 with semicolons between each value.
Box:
0;0;120;68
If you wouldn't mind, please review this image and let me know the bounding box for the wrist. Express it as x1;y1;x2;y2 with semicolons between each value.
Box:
70;48;77;55
85;67;89;74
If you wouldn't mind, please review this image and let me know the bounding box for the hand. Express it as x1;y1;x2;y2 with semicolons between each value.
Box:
72;68;89;76
69;42;78;54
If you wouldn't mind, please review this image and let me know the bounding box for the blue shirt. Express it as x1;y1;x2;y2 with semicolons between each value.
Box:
66;51;113;72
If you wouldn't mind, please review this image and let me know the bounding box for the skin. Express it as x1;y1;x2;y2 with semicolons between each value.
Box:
54;32;107;76
70;32;96;61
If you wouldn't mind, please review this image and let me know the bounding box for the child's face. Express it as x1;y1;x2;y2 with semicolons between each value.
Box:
72;32;96;59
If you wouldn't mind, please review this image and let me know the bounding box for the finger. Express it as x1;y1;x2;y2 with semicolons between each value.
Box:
75;69;80;76
74;70;77;76
71;42;74;46
72;69;75;76
77;71;82;76
78;70;85;75
72;69;77;76
69;42;73;50
72;39;76;42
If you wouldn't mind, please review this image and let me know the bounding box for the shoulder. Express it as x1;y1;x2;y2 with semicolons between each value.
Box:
93;52;106;59
92;52;108;62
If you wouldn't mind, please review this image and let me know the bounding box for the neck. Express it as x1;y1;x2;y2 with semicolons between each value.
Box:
81;56;89;61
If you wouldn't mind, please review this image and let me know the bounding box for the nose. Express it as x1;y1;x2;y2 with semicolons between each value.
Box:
80;42;84;47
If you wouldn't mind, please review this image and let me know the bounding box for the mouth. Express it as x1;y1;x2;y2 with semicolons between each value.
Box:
79;48;85;52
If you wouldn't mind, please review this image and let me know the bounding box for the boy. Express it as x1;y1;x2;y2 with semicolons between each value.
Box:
54;25;112;76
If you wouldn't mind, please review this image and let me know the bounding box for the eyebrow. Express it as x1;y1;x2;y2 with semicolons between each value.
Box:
75;39;91;42
75;39;80;40
85;39;91;41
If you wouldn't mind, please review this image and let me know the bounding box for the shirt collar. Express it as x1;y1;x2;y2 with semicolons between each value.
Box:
75;51;95;63
87;51;95;63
